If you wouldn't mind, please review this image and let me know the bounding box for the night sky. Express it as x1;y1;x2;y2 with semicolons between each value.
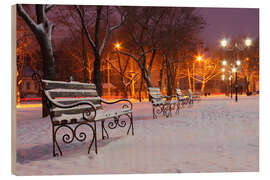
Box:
196;7;259;48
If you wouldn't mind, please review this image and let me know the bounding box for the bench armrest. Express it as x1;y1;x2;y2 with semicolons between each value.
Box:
44;91;97;122
100;98;133;110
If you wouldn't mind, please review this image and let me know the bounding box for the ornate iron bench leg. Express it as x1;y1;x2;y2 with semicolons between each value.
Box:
101;120;109;139
153;106;157;119
169;103;173;117
127;113;134;135
88;121;98;154
52;124;62;157
176;102;180;115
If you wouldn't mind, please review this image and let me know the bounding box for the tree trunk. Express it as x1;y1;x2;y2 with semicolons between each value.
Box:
36;34;56;117
142;74;152;88
139;75;143;102
201;81;205;93
159;66;164;89
187;68;192;89
93;53;102;96
37;34;56;80
166;66;172;97
244;76;250;96
82;28;88;83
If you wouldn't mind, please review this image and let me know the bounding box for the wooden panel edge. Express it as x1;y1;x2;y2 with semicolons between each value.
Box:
11;4;17;176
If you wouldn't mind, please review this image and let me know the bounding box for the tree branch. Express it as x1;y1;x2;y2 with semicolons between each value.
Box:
147;49;156;76
99;7;126;55
17;4;38;33
45;4;54;13
74;5;96;50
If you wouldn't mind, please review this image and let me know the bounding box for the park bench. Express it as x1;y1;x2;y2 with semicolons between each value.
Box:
188;89;201;103
32;73;134;157
148;87;178;119
174;88;190;110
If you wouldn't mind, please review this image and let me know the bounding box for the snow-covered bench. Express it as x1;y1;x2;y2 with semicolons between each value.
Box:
188;89;201;103
174;88;190;110
148;87;177;119
33;73;134;157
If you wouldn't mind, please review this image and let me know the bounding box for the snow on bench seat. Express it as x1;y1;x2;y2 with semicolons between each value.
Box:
52;108;132;125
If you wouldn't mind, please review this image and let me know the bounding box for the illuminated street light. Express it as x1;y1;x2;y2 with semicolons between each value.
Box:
197;55;202;62
236;60;241;66
115;42;121;49
232;67;237;73
245;38;252;47
222;60;227;66
220;39;228;47
222;68;225;72
222;74;225;80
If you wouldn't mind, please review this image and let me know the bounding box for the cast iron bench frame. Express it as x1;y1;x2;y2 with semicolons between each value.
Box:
33;73;134;157
148;87;178;119
188;89;201;103
174;88;190;112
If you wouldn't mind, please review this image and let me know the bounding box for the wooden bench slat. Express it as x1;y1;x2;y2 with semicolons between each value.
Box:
53;109;132;123
42;80;96;90
54;97;101;105
46;89;98;98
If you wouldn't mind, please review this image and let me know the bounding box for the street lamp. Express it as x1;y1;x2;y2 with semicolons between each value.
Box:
222;74;225;81
115;42;121;50
236;60;241;66
193;55;204;92
245;38;252;47
197;55;202;62
221;62;233;99
220;39;228;48
220;37;252;102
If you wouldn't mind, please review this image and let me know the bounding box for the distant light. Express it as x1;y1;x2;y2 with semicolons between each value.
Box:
245;38;252;47
220;39;227;47
236;60;241;66
222;60;227;66
222;68;225;72
232;67;237;73
229;76;232;80
222;75;225;80
197;55;202;62
115;43;121;49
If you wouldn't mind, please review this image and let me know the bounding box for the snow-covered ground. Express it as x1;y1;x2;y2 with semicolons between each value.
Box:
15;96;259;175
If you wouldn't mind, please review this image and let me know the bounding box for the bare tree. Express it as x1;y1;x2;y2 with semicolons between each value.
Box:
104;51;139;98
117;7;167;89
17;4;57;117
54;5;93;82
238;37;259;95
158;8;206;95
17;4;56;80
75;5;125;96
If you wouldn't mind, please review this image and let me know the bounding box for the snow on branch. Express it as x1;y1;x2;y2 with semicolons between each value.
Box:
45;5;54;13
17;4;38;34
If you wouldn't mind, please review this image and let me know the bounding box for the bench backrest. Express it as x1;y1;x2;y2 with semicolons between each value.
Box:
42;80;102;117
175;88;183;96
175;88;185;100
148;87;164;104
188;89;193;98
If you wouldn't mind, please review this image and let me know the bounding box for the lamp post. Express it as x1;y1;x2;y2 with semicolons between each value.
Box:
229;75;232;98
220;37;252;102
221;60;233;99
193;55;203;93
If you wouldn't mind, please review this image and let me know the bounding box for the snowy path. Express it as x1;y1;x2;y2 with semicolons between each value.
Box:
15;96;259;175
